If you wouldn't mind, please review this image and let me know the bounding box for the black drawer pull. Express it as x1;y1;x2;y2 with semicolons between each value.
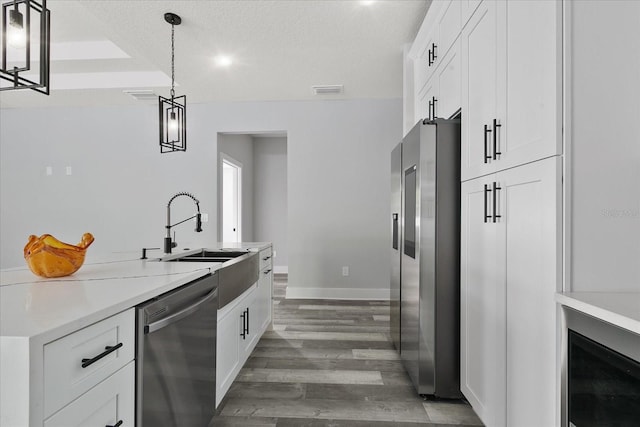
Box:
263;269;272;275
81;343;123;368
262;256;271;261
106;421;123;427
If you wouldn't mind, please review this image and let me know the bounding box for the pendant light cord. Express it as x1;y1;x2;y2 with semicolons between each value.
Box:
170;22;175;101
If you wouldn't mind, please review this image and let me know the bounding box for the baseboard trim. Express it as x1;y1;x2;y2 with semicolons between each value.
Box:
285;286;390;301
273;265;288;274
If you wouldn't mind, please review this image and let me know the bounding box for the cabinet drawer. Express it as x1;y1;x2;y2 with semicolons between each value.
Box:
45;362;134;427
43;309;134;418
259;247;272;270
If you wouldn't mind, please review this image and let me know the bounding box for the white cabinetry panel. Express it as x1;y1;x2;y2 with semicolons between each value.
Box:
461;157;560;427
44;362;134;427
43;309;134;418
499;0;561;172
461;0;498;181
500;157;560;427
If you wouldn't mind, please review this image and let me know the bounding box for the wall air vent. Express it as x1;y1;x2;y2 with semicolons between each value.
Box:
123;90;158;101
311;85;344;95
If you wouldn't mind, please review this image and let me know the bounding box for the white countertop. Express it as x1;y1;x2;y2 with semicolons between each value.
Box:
0;242;271;344
556;292;640;335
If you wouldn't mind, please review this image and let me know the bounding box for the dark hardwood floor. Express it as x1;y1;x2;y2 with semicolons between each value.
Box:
211;274;483;426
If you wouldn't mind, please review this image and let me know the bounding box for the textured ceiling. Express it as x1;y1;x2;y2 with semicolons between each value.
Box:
0;0;429;108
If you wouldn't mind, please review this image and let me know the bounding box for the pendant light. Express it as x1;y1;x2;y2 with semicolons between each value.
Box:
159;12;186;153
0;0;50;94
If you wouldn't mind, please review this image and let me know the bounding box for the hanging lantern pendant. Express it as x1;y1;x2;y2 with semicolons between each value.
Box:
159;12;186;153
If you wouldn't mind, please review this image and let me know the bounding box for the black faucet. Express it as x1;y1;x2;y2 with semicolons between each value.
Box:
165;192;203;254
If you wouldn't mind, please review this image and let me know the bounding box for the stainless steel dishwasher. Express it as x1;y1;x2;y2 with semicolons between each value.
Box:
136;272;218;427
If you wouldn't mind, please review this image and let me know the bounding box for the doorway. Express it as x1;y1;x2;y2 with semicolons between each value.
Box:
221;154;242;242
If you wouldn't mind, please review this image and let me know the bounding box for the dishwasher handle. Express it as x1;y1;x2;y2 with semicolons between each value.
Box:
145;288;218;334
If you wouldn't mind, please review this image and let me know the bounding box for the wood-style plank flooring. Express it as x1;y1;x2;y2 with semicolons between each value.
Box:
211;275;483;426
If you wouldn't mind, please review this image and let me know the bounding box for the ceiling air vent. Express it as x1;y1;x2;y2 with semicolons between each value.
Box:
311;85;343;95
123;90;158;101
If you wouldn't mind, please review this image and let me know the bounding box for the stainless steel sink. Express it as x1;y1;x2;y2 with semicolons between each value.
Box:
164;249;259;308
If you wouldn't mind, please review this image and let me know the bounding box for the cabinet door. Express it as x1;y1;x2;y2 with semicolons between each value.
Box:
460;174;501;426
496;157;560;427
258;268;273;332
437;0;461;60
461;0;498;181
216;306;242;407
241;285;260;355
44;362;134;427
435;38;461;119
415;75;437;123
497;0;561;171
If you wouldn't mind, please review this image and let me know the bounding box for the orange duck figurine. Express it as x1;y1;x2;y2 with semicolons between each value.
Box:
24;233;94;278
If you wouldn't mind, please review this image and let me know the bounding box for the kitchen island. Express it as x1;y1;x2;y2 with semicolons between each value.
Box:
0;242;272;427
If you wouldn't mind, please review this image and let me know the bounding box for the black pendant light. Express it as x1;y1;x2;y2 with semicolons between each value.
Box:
0;0;50;94
159;12;186;153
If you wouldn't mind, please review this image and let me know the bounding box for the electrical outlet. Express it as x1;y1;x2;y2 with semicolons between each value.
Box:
202;213;209;223
46;166;53;176
65;166;72;175
273;250;276;258
342;266;349;276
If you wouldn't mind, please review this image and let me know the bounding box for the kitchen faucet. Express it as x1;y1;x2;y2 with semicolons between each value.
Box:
165;192;202;254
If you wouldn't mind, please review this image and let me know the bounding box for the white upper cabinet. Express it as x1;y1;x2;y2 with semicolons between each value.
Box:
499;0;562;174
461;0;498;180
462;0;561;181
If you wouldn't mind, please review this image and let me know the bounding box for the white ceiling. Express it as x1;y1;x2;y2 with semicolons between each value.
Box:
0;0;430;109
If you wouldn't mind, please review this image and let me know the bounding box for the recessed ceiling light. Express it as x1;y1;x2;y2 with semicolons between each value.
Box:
360;0;376;6
214;55;233;67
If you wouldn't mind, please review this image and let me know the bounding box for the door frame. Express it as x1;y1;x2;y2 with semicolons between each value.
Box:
218;152;243;243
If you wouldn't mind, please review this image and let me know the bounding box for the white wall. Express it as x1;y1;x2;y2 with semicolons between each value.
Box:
253;136;288;272
568;1;640;291
218;134;254;242
0;99;401;299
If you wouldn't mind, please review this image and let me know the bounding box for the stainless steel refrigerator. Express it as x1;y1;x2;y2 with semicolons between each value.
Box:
390;118;461;398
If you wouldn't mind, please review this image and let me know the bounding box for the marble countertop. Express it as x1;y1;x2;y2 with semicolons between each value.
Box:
0;242;271;344
556;292;640;335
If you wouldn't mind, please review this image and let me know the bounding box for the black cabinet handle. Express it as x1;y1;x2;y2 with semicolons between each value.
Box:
483;184;492;223
493;182;502;223
484;125;492;163
81;343;123;368
392;213;399;250
428;48;433;66
262;256;271;261
240;311;246;339
106;421;123;427
432;43;437;63
263;269;272;275
245;308;250;335
492;119;502;160
432;96;437;119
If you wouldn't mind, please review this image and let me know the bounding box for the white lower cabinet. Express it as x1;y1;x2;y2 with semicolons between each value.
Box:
461;157;560;427
216;247;274;407
44;361;134;427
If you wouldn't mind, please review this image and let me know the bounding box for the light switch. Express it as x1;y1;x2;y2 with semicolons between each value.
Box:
65;166;72;175
202;213;209;223
46;166;53;176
